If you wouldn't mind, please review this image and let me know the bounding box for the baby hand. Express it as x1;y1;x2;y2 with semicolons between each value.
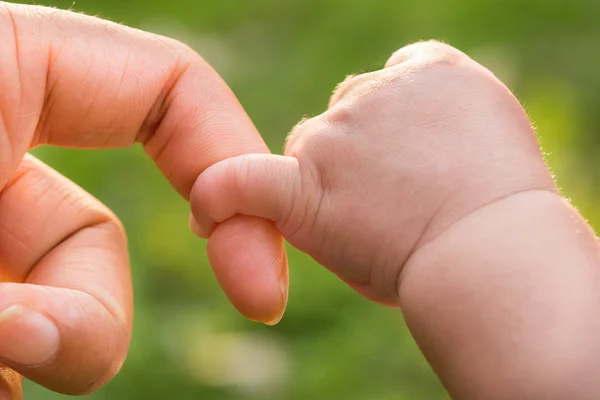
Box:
191;41;554;309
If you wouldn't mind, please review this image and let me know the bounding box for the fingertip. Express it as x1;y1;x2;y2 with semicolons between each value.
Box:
0;283;129;395
207;216;289;325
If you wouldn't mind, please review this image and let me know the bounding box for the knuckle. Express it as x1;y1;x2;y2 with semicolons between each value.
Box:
360;51;491;113
152;34;207;71
93;216;128;245
284;115;331;156
387;40;467;67
334;45;470;110
329;75;399;122
408;40;462;57
61;189;117;227
137;38;210;151
385;43;483;92
329;70;383;109
324;102;360;128
160;35;197;58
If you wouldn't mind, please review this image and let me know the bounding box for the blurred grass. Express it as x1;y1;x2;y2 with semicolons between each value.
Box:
17;0;600;398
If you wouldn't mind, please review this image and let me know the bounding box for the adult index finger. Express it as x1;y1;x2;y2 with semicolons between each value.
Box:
0;4;287;324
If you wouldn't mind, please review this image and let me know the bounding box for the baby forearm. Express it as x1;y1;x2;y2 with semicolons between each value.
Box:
399;190;600;399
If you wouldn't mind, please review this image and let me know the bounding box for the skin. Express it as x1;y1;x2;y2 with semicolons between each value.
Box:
192;42;600;399
1;2;597;399
0;2;289;399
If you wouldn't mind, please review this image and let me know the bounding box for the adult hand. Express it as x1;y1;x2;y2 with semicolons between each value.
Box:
0;2;288;398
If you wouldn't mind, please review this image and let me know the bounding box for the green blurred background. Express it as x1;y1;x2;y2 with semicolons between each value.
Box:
17;0;600;398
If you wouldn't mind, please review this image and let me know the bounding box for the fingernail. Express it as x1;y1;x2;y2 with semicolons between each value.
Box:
264;314;283;326
264;272;289;326
0;305;60;366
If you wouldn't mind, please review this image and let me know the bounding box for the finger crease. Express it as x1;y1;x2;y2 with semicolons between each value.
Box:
136;57;191;146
